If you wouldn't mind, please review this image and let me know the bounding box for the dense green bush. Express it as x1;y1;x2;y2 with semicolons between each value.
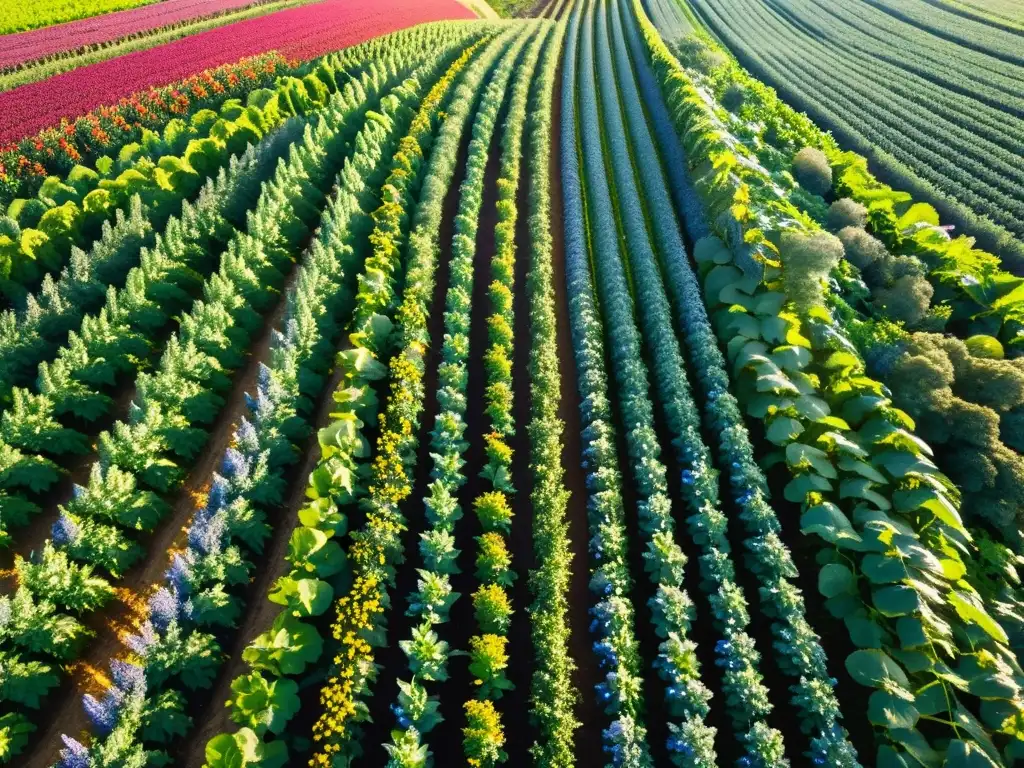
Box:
791;146;831;195
825;197;866;230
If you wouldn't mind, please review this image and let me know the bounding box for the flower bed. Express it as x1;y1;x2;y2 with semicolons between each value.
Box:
0;0;474;143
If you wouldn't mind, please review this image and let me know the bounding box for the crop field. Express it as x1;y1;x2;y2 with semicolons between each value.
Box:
1;0;1023;766
677;0;1024;270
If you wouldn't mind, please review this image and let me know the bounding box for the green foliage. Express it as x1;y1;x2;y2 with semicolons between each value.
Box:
17;543;114;613
0;712;34;761
203;727;288;768
472;583;514;635
462;698;507;767
473;490;513;533
468;634;513;699
779;230;843;313
826;198;867;231
227;673;301;737
792;147;832;196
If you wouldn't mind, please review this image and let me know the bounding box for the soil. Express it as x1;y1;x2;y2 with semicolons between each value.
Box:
15;257;300;768
354;96;476;762
177;358;348;767
427;87;511;766
546;58;605;765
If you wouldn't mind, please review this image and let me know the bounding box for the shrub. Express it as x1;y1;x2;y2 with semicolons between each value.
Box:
826;198;867;231
837;225;887;273
872;273;933;326
721;83;746;112
474;491;513;533
672;35;726;74
463;699;506;767
475;532;513;586
791;147;832;196
778;230;843;313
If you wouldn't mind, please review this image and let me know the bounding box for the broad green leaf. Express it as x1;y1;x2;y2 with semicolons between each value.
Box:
793;394;830;421
895;617;929;649
840;478;891;510
817;430;868;458
819;563;856;598
862;554;907;584
944;740;1000;768
800;503;859;543
766;415;803;445
873;585;920;617
838;457;887;484
949;591;1009;644
771;345;811;371
846;616;885;648
786;442;836;478
877;745;911;768
784;472;832;503
846;649;910;689
868;690;920;730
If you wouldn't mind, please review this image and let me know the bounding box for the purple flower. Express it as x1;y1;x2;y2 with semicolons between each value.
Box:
257;362;272;392
57;735;91;768
83;692;118;735
167;553;194;595
206;474;230;512
235;418;259;453
52;513;81;546
147;587;181;631
109;659;146;697
188;510;226;557
124;621;158;655
221;448;250;482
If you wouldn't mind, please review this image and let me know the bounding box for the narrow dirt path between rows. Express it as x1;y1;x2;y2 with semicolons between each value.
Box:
356;111;476;762
178;356;348;766
18;255;301;768
429;90;511;766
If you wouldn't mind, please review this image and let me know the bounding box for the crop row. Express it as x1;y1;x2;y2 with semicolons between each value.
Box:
685;0;1024;252
0;53;290;206
613;0;860;761
304;27;521;765
520;18;579;768
0;0;312;94
631;0;1024;763
4;67;360;766
0;27;467;761
0;56;410;548
670;7;1024;599
379;22;532;766
53;28;489;767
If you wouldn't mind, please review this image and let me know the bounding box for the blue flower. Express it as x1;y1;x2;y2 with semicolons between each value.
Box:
83;692;118;735
206;474;230;512
257;362;272;393
147;588;180;631
109;659;145;697
221;448;250;481
52;513;80;547
124;621;158;655
235;418;259;453
57;735;91;768
167;554;194;595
